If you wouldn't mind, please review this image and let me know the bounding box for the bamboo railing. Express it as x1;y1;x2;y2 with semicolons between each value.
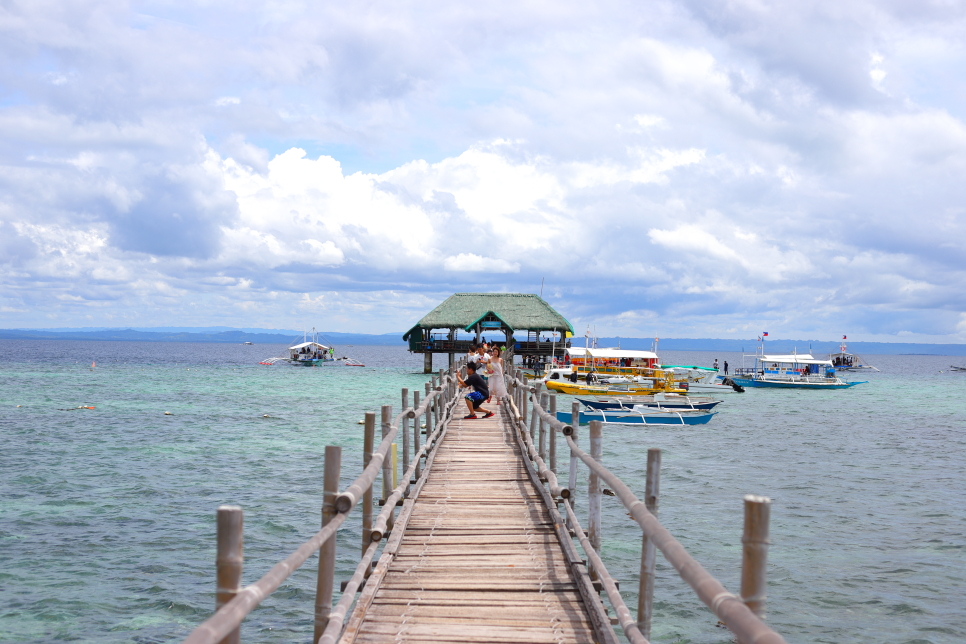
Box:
505;366;786;644
182;354;784;644
181;363;465;644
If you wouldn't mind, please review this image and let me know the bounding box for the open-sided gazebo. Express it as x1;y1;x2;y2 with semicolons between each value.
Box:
403;293;574;372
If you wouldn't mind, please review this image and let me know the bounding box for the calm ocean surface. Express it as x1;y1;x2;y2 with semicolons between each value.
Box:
1;340;964;644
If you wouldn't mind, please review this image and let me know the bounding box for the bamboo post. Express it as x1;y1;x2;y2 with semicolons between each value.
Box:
313;446;341;643
637;448;661;639
548;394;557;474
430;377;437;432
568;401;579;502
215;505;243;644
413;391;421;480
520;380;528;425
741;495;771;619
401;388;410;479
538;392;549;461
362;412;375;556
588;420;603;579
381;405;394;531
529;391;539;442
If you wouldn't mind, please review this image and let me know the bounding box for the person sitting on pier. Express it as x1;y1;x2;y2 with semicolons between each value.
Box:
457;362;493;419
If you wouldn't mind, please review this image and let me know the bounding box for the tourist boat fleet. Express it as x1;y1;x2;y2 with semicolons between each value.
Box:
537;332;870;426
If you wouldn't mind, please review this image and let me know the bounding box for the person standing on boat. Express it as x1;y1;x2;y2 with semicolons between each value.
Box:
723;360;729;375
457;362;493;419
485;347;507;404
713;358;719;371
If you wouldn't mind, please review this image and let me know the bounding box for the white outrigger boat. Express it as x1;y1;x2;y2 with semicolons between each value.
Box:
259;329;337;366
828;338;879;371
731;348;865;389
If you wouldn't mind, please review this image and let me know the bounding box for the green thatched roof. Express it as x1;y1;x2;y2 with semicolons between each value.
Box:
403;293;573;340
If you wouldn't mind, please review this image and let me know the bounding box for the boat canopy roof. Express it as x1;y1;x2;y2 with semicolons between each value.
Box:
760;353;832;365
289;341;331;350
567;348;658;360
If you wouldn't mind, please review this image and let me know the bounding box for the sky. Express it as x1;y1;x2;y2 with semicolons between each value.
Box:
1;1;965;342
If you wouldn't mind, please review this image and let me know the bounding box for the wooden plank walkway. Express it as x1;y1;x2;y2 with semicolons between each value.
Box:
339;404;612;644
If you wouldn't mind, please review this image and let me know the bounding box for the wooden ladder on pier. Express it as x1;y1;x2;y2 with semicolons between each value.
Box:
338;404;615;644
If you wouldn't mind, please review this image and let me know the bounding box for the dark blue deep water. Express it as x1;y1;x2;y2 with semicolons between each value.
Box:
1;341;964;643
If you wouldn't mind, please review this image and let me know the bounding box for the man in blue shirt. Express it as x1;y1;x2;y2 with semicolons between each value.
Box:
457;362;493;419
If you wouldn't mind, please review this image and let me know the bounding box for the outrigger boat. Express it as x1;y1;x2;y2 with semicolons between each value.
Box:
557;407;716;426
578;393;722;411
542;347;688;396
950;365;966;372
731;348;865;389
828;337;879;372
259;328;337;366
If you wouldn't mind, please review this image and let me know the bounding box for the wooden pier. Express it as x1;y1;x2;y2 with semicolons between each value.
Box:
182;361;787;644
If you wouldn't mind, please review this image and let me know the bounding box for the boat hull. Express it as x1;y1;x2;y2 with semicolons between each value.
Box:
556;410;715;425
287;358;331;366
729;377;865;389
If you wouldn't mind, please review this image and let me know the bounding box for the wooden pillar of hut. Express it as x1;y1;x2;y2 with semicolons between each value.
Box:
447;328;455;368
423;351;433;374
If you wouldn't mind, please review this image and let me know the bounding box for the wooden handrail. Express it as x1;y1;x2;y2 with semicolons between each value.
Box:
562;499;646;644
182;512;349;644
182;371;462;644
509;373;788;644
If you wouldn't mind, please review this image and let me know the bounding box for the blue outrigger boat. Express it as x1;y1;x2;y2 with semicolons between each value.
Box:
557;407;716;426
731;350;866;389
578;395;722;411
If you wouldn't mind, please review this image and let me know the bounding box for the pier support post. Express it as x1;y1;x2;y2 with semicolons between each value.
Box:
423;352;433;374
638;448;661;639
741;495;772;619
362;412;375;557
381;405;394;531
215;505;243;644
568;401;579;503
588;420;603;580
401;389;410;483
313;446;341;643
548;394;557;474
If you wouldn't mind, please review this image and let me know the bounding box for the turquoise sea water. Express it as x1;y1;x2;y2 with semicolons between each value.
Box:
1;341;964;643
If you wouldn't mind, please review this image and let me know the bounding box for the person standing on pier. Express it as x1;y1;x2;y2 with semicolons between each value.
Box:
457;362;493;419
485;347;507;404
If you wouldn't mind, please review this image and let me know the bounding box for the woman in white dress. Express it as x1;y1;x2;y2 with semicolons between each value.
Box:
485;347;508;402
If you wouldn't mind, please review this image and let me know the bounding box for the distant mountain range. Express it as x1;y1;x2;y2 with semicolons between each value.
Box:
1;327;964;355
0;328;405;345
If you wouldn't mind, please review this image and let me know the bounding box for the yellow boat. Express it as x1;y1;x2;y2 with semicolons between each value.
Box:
544;372;686;396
